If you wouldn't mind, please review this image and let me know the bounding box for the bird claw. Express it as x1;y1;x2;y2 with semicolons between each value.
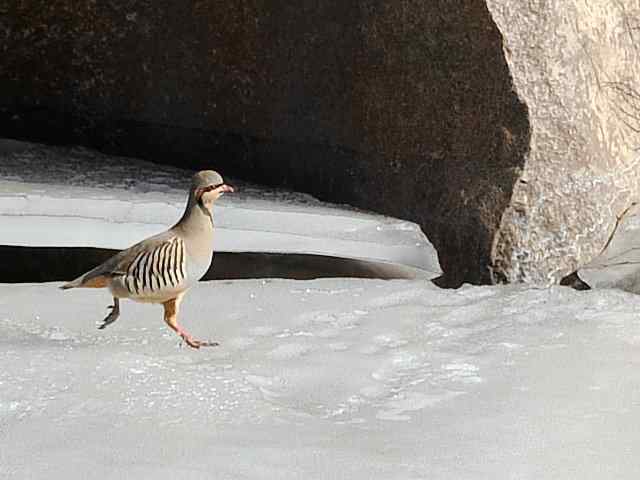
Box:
181;335;219;349
98;307;119;330
98;317;116;330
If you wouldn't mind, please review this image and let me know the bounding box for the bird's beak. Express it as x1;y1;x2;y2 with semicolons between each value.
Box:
219;184;234;194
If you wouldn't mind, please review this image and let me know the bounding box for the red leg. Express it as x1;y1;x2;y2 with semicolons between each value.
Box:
162;294;219;349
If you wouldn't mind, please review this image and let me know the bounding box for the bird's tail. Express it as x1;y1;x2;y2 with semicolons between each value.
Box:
60;275;84;290
60;266;110;290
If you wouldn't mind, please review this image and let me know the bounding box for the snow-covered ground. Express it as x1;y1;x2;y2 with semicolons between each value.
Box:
2;140;640;478
3;281;640;479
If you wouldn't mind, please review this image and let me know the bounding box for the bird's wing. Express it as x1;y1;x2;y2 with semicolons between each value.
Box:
62;231;186;292
112;233;188;296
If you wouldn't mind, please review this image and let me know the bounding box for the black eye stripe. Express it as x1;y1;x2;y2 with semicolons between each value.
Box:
202;183;223;192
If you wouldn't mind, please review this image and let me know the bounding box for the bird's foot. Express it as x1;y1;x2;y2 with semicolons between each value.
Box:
98;304;119;330
181;334;219;349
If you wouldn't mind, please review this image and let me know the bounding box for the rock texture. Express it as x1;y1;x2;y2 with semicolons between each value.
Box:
1;1;639;285
488;1;640;284
580;203;640;293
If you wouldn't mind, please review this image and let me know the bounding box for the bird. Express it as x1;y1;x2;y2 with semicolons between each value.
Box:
61;170;234;349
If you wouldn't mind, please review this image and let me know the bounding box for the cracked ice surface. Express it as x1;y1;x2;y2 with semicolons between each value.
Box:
2;280;640;478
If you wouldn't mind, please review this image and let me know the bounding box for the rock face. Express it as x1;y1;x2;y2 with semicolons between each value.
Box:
1;1;638;286
488;1;640;284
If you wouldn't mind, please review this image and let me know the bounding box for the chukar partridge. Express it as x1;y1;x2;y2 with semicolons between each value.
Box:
61;170;234;349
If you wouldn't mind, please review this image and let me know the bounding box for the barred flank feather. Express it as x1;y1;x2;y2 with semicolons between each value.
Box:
123;237;186;296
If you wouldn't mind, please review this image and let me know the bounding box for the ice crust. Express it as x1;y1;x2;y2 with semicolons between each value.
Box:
0;139;439;273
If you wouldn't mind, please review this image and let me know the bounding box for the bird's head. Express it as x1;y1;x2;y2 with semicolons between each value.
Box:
191;170;234;207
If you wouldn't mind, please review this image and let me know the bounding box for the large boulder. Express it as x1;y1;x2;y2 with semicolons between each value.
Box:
1;1;638;286
487;0;640;284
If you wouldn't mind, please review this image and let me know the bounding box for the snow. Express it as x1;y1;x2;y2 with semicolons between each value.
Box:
3;281;640;478
2;139;640;478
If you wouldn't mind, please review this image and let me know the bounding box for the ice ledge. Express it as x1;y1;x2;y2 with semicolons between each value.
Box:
0;139;440;274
